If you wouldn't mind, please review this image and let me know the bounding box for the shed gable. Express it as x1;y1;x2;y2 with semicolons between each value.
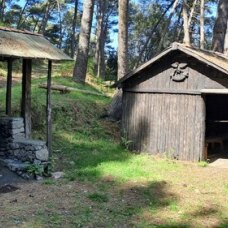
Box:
123;50;228;93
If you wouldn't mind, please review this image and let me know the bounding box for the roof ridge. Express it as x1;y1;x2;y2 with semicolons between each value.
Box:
177;43;228;61
0;26;42;37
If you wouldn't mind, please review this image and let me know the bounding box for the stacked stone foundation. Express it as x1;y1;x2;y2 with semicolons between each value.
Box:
0;117;49;178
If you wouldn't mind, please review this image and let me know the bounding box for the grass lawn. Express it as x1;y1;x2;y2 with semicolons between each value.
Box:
0;62;228;227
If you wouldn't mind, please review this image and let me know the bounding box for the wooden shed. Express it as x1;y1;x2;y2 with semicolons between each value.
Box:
116;42;228;161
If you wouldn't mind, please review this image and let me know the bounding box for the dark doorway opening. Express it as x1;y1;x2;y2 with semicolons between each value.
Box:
205;94;228;160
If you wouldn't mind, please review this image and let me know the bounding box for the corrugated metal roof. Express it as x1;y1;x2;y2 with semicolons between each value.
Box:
115;42;228;87
0;27;72;61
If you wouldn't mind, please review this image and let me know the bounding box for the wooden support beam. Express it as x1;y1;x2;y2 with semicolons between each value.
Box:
47;60;52;158
21;59;32;139
6;58;13;115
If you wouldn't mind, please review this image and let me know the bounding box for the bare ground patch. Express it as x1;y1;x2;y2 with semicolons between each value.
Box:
0;162;228;227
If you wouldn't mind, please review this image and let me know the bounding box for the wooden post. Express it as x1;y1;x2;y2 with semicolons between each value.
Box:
21;59;32;138
202;95;207;161
6;58;13;116
47;60;52;158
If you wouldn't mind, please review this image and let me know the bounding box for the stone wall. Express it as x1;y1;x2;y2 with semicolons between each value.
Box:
0;117;25;156
0;117;49;178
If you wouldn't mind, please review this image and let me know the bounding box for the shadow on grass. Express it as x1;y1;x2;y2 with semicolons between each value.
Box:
53;131;130;181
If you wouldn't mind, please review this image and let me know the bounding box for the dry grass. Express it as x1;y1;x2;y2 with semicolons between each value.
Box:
0;161;228;227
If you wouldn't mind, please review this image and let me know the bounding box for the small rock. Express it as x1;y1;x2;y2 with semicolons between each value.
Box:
52;171;64;179
36;149;49;161
36;175;43;181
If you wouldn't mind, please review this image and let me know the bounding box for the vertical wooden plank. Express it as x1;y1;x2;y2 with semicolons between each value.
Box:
21;59;32;138
196;95;206;161
6;58;13;116
47;60;52;158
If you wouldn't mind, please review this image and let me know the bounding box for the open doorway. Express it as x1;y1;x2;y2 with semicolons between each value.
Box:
205;94;228;160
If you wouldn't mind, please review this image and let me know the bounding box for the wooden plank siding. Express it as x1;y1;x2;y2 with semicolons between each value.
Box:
122;92;205;161
121;53;228;161
124;56;228;93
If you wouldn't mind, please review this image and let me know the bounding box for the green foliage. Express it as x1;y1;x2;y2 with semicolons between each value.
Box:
27;163;44;176
198;161;209;167
121;136;133;150
224;184;228;193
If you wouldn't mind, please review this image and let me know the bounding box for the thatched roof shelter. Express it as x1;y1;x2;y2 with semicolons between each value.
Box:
0;27;72;162
0;27;71;60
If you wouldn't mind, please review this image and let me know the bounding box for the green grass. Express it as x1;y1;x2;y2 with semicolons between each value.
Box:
88;192;109;203
1;64;228;227
198;161;208;167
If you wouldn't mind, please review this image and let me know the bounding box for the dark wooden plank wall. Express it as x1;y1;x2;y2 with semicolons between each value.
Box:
124;57;228;92
122;92;205;161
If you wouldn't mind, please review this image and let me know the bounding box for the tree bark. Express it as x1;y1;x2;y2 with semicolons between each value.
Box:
108;0;129;120
200;0;205;49
70;0;79;58
188;0;198;28
117;0;129;79
0;0;6;23
224;21;228;54
73;0;95;83
183;0;190;46
94;0;107;79
212;0;228;53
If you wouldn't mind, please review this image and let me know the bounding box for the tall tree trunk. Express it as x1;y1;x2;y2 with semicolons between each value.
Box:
108;0;129;120
70;0;79;58
118;0;129;79
73;0;95;83
97;21;107;79
200;0;205;49
212;0;228;53
224;20;228;54
0;0;6;23
188;0;198;27
183;0;190;45
58;10;63;49
94;0;107;78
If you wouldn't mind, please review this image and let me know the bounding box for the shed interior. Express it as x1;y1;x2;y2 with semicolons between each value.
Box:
205;94;228;159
